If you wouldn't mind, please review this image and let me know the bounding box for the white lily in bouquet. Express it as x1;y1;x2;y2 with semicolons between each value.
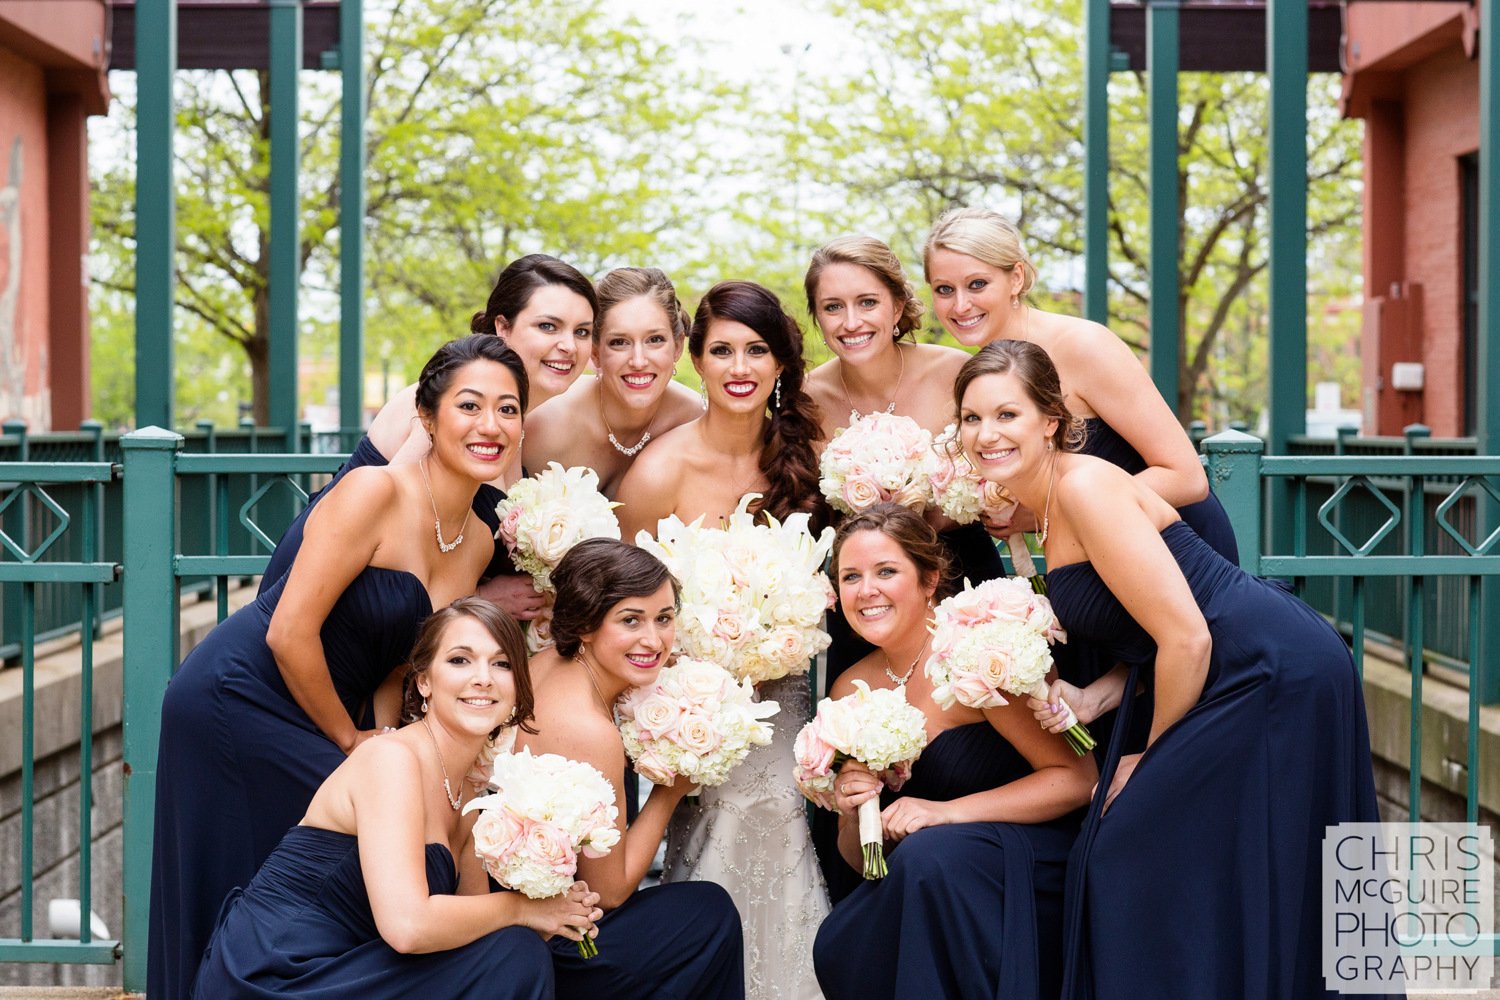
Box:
494;463;621;649
924;576;1095;755
463;749;620;959
792;680;928;879
636;495;836;683
819;411;941;515
616;656;780;788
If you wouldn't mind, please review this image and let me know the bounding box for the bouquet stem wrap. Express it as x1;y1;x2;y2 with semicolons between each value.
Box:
857;797;885;879
1019;680;1096;756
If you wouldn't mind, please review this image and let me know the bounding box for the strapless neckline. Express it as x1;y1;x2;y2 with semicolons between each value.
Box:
289;824;455;873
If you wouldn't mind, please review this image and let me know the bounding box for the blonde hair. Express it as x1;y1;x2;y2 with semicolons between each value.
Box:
804;235;924;341
595;267;690;344
922;207;1038;299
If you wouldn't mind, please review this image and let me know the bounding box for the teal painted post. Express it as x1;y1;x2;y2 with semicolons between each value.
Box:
134;0;176;431
2;421;27;656
339;0;365;445
120;427;184;991
1083;0;1110;323
1203;430;1264;573
1476;0;1500;704
1266;0;1309;558
1147;0;1180;411
268;0;303;452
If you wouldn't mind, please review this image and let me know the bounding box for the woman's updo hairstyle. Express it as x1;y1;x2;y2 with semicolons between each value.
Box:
415;334;530;417
804;235;924;341
954;340;1087;452
596;267;690;344
689;280;827;531
549;539;680;659
922;207;1038;303
470;253;599;336
401;596;536;735
831;502;956;601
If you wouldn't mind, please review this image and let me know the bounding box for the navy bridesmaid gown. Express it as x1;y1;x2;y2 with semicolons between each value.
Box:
1050;521;1380;1000
813;722;1080;1000
193;825;554;998
260;434;511;591
148;568;430;1000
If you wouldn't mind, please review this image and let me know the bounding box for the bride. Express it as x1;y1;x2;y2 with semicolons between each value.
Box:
618;280;830;1000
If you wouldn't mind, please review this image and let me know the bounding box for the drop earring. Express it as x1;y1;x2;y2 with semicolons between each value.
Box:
773;376;783;410
699;383;709;410
420;696;429;715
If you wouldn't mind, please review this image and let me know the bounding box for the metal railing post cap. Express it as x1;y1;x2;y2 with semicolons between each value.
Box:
1202;429;1265;453
120;427;184;450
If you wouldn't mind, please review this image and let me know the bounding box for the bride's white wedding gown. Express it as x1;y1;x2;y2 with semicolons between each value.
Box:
662;672;829;1000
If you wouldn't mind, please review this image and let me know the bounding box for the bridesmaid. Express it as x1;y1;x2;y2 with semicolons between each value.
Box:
149;335;527;1000
813;504;1092;1000
520;539;746;999
924;206;1238;742
616;280;830;1000
802;235;1005;901
524;266;703;499
260;253;597;618
955;341;1380;999
193;598;597;998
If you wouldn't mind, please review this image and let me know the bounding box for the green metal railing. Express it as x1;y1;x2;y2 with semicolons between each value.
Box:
1203;430;1500;825
0;457;119;966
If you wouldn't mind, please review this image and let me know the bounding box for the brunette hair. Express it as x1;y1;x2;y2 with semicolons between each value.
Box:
415;333;530;417
549;539;680;659
804;235;924;341
470;253;599;336
922;207;1038;301
830;502;956;601
596;267;690;344
689;280;827;530
953;340;1087;452
401;597;536;735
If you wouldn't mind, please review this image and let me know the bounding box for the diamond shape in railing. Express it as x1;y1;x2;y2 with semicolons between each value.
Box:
238;476;311;552
1316;475;1401;556
1434;476;1500;557
0;482;72;563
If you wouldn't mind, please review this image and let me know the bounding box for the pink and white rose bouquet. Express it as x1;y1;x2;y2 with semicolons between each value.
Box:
819;412;940;515
925;577;1095;755
463;749;620;958
929;424;1045;587
792;680;929;879
494;463;621;594
616;656;780;787
637;496;836;683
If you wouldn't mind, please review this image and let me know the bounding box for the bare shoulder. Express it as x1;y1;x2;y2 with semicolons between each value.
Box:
524;384;589;463
1054;454;1136;516
308;464;401;529
658;381;707;429
347;732;423;782
911;342;970;379
829;657;883;699
1047;313;1136;366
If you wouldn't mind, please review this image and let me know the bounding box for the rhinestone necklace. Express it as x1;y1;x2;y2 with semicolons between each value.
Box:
839;341;905;419
419;459;471;554
599;378;652;457
420;717;462;811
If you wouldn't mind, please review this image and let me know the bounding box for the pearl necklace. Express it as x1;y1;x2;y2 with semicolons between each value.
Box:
419;460;471;554
839;341;905;419
599;377;653;457
420;718;462;811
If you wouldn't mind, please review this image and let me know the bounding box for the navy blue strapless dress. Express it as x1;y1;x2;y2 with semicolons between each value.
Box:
1051;521;1380;1000
814;722;1080;1000
193;826;553;998
259;434;511;591
148;568;431;1000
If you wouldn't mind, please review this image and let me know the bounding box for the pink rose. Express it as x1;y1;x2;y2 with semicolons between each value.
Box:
633;746;676;785
497;503;523;548
950;671;1006;709
712;611;746;644
816;699;861;754
472;805;525;869
671;711;723;758
523;821;578;877
842;474;884;511
632;693;684;740
794;721;836;776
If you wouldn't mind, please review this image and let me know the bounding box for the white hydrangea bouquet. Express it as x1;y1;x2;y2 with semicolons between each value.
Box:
495;462;621;594
495;463;621;650
616;656;780;787
792;680;929;879
819;411;941;515
925;577;1095;755
463;749;620;958
636;495;836;683
929;424;1041;584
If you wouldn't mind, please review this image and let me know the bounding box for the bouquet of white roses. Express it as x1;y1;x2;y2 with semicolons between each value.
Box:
792;680;928;879
819;412;941;515
925;576;1094;755
463;749;620;958
637;495;836;683
616;657;780;787
495;463;621;594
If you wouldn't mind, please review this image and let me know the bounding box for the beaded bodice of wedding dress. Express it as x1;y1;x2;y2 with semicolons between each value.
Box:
662;672;829;1000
